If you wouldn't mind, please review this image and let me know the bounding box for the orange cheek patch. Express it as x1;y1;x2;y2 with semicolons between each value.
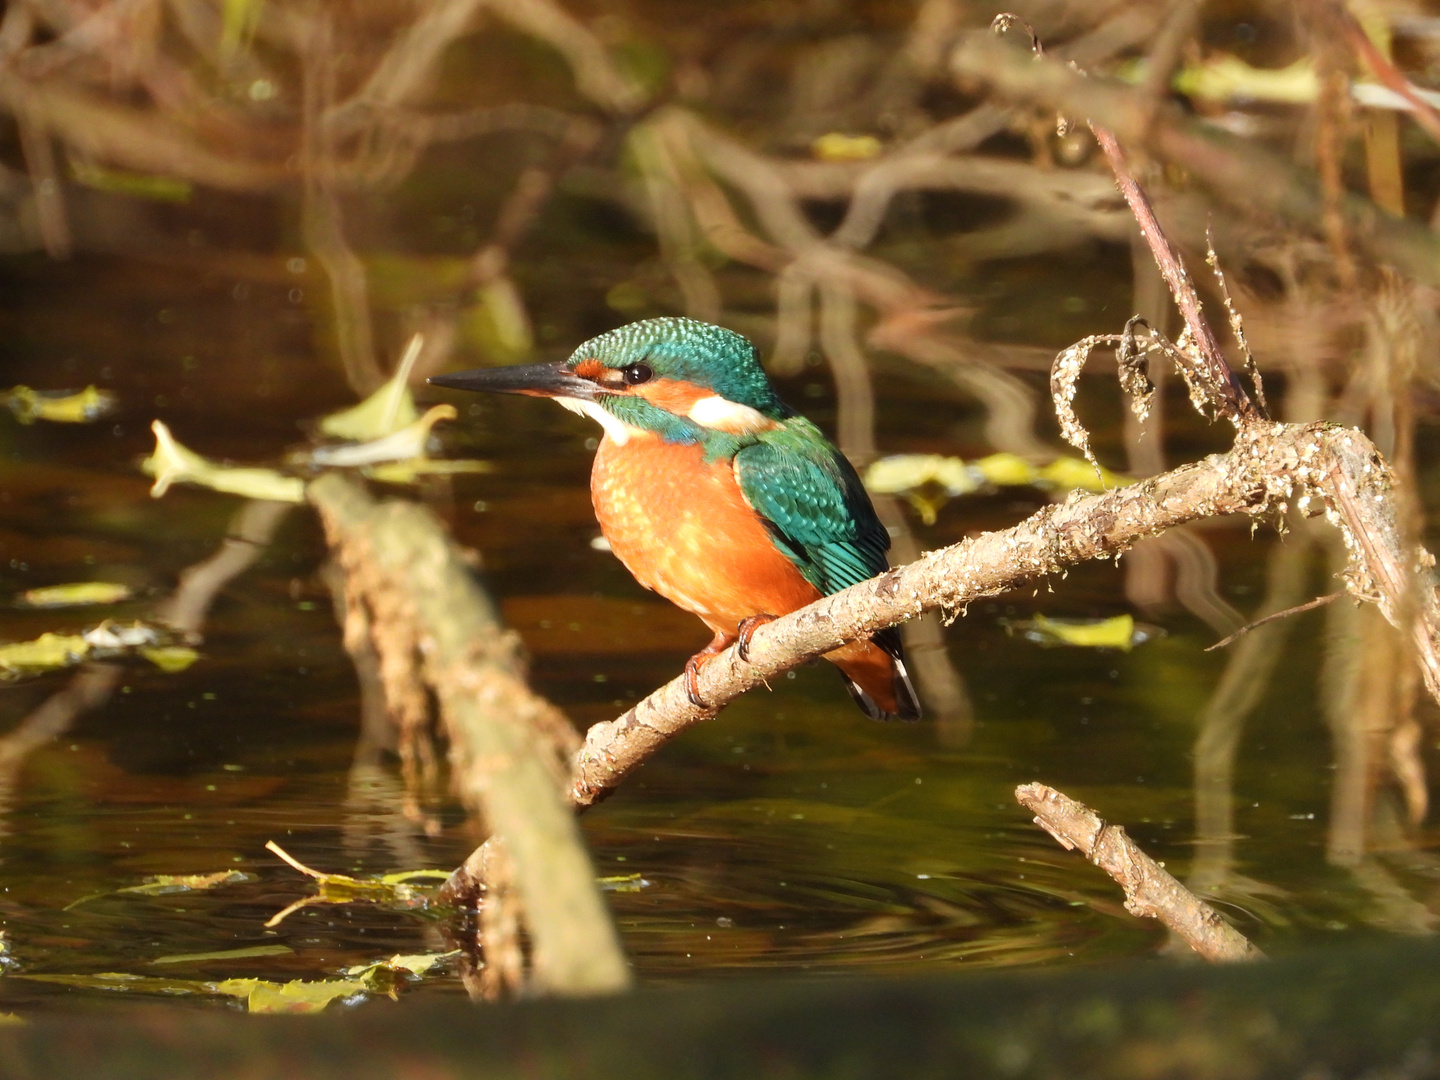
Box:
634;378;710;414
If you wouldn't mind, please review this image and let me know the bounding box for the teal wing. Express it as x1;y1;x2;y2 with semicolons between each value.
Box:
732;425;890;597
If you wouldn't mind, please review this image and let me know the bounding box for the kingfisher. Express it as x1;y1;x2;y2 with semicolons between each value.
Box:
429;316;920;721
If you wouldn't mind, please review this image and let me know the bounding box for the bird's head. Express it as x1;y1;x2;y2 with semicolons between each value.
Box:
429;317;787;445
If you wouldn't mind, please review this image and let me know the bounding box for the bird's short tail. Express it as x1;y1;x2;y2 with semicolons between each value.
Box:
828;628;922;721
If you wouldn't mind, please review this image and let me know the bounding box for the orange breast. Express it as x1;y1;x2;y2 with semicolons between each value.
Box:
591;434;822;637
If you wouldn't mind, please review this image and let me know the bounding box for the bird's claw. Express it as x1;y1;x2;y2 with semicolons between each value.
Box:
683;656;707;708
735;613;778;662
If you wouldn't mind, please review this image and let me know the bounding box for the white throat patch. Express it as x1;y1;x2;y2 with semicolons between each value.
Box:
554;396;634;445
687;395;775;434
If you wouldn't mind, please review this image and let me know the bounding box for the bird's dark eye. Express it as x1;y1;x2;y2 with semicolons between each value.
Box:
623;363;654;386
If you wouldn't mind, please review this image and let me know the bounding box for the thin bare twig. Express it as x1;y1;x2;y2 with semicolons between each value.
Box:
1205;592;1342;651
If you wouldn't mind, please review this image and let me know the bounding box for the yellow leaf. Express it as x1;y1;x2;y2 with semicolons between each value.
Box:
345;950;458;981
598;873;650;893
319;335;422;441
140;646;201;673
143;420;306;502
812;133;883;161
1173;55;1319;105
865;455;980;496
1036;456;1132;493
263;841;438;926
0;632;90;676
18;582;134;608
364;458;493;485
973;453;1040;488
1009;614;1138;651
223;978;369;1014
116;870;250;896
308;405;456;468
5;385;117;424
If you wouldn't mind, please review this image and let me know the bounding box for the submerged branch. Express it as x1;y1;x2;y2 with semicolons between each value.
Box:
1015;783;1261;963
309;473;629;997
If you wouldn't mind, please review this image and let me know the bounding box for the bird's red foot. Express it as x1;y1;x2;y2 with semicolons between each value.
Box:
735;613;778;662
683;631;733;708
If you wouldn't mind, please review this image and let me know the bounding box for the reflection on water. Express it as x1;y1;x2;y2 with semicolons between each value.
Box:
0;252;1432;1013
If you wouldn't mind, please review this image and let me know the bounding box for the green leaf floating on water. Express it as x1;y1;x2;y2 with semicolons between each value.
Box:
318;334;422;441
3;385;117;424
0;621;200;680
263;841;446;926
17;582;134;608
865;453;1131;497
865;453;1132;524
18;972;370;1014
143;420;306;503
344;951;459;982
364;458;493;485
138;646;201;673
151;944;294;965
1002;614;1163;651
307;405;456;468
0;632;88;675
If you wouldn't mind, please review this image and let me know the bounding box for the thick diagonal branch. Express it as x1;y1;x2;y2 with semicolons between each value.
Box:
571;421;1440;807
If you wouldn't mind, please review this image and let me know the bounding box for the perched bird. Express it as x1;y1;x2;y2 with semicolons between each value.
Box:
430;316;920;721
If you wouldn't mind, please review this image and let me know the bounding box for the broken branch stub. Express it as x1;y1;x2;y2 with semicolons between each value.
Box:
1016;783;1261;963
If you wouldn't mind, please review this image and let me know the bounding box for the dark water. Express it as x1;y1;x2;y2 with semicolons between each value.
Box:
0;248;1428;1014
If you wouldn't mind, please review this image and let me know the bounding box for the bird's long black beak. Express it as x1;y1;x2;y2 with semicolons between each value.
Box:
428;361;599;400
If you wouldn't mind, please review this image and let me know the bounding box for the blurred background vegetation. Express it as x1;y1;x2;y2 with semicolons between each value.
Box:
4;0;1440;1019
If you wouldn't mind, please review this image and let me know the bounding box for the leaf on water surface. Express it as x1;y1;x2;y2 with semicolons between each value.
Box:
318;334;422;441
345;950;459;982
1;620;204;680
118;869;253;896
226;978;370;1014
66;869;254;910
598;873;650;892
143;421;307;503
1001;614;1162;651
263;841;442;926
1033;457;1131;493
364;458;493;485
139;646;201;673
306;405;457;468
377;869;452;886
3;385;117;424
863;453;1131;520
0;632;88;677
151;944;293;965
16;582;134;608
19;972;369;1013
